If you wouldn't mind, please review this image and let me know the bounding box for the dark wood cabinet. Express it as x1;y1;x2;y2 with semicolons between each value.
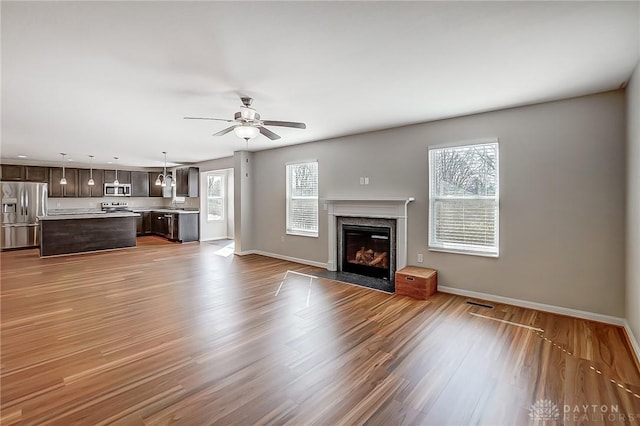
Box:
136;211;152;236
1;164;25;181
143;212;152;234
49;168;79;197
78;169;105;197
177;213;199;242
25;166;49;182
131;171;149;197
135;214;143;235
175;167;199;197
104;170;131;185
148;173;164;197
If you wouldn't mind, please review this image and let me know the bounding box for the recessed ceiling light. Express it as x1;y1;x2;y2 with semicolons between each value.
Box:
17;154;27;158
107;161;113;164
68;159;73;161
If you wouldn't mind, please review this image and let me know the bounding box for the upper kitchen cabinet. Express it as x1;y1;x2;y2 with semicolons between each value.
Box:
104;170;131;185
148;172;163;197
131;171;149;197
175;167;199;197
0;164;25;181
78;169;105;197
49;168;79;197
24;166;49;182
0;165;49;182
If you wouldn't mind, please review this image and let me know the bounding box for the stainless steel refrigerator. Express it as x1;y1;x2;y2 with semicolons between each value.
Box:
1;181;48;249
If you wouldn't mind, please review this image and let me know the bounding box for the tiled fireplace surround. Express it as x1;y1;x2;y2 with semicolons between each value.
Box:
325;198;414;282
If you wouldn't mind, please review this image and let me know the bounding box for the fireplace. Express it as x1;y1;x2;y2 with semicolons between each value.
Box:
342;225;391;280
325;197;414;292
337;216;397;283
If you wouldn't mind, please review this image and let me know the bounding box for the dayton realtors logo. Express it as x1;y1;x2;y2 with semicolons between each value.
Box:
530;400;639;423
529;400;560;421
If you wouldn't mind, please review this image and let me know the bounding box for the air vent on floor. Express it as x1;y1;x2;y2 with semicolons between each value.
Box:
466;300;494;309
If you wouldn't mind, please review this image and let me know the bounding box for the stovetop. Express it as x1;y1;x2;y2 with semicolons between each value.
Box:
101;201;132;212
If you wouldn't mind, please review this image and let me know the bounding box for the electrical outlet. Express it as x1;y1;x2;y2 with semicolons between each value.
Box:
417;253;424;263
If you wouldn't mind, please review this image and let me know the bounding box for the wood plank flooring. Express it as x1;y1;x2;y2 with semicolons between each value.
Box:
1;237;640;425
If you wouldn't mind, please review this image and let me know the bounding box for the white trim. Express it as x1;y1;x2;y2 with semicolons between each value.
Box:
234;249;328;269
428;247;499;258
624;320;640;367
428;137;499;150
286;159;318;166
438;285;626;326
325;197;414;272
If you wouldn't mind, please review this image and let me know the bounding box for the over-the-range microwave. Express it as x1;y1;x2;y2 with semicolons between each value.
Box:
104;183;132;197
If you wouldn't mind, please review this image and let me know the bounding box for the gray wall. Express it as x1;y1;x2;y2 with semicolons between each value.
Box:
250;91;627;317
627;63;640;340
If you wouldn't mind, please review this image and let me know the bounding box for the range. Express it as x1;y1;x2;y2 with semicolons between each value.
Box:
101;201;133;213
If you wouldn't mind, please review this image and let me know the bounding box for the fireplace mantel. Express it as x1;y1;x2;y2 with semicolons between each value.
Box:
325;197;414;273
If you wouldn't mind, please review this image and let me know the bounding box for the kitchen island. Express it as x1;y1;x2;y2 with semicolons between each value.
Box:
38;212;139;257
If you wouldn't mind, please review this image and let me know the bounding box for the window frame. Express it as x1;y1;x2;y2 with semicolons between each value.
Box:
286;160;319;238
428;139;499;258
206;173;225;222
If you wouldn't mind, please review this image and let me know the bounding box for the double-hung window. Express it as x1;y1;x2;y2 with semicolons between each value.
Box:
286;161;318;237
428;140;499;257
207;173;224;221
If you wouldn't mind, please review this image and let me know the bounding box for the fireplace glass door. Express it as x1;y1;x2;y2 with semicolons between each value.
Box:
342;225;391;280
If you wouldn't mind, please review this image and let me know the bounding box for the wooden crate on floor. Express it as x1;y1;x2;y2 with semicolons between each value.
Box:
395;266;437;299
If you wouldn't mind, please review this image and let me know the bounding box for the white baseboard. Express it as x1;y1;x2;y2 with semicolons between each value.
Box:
234;249;328;269
624;321;640;367
438;285;626;326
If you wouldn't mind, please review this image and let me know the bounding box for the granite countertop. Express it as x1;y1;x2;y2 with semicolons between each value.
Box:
38;212;140;221
133;208;199;214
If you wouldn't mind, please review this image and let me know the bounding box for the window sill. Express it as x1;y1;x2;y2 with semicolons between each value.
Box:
286;231;319;238
428;247;499;258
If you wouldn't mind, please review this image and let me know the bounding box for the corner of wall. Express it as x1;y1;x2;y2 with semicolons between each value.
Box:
626;59;640;360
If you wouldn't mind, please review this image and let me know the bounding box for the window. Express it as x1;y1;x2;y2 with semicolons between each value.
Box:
428;141;499;257
286;161;319;237
207;174;224;221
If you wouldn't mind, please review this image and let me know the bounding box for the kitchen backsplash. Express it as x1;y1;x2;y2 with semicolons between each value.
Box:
48;197;172;210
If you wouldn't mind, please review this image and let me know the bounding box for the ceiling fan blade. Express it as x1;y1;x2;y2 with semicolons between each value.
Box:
212;126;237;136
262;120;306;129
184;117;235;123
258;126;281;140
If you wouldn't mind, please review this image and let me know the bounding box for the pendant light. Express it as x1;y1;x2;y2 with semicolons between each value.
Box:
87;155;95;186
113;157;119;186
59;153;67;185
156;152;175;187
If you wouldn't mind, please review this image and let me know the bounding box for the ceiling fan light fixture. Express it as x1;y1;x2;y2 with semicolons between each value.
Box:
234;125;260;140
240;106;256;120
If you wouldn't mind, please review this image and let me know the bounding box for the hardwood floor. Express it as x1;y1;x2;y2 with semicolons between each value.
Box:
1;238;639;425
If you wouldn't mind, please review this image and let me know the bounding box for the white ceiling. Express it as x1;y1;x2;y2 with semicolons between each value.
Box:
2;1;639;168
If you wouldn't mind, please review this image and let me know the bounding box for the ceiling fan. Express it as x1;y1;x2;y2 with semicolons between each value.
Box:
184;97;306;141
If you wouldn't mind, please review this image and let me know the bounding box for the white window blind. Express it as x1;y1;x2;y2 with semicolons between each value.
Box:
207;174;224;221
286;161;318;237
428;141;499;257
